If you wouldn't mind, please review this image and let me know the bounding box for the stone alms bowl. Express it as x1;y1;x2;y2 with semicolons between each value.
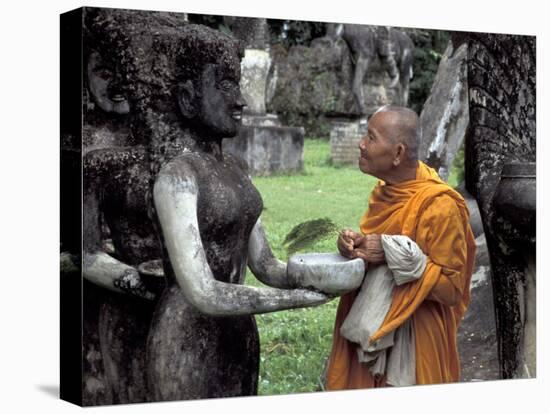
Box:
287;253;365;295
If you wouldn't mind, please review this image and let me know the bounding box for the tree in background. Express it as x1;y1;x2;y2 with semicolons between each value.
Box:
267;19;326;49
404;28;450;114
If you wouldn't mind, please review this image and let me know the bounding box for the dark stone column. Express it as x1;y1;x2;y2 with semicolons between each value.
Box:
463;32;536;379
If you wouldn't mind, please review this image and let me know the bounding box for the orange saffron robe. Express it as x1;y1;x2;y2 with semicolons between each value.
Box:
326;161;476;389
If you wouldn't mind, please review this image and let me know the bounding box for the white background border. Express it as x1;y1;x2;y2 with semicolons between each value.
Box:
0;0;546;412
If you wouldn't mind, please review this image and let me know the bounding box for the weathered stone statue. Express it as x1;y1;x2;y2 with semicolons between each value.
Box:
462;32;536;379
81;8;328;404
144;23;328;401
326;23;414;112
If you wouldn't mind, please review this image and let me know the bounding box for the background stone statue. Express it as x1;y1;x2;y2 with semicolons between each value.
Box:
326;23;414;113
462;32;536;379
266;23;415;140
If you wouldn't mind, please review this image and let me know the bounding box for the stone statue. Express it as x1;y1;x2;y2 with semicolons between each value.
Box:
462;32;536;379
80;8;329;404
144;23;328;401
326;23;414;113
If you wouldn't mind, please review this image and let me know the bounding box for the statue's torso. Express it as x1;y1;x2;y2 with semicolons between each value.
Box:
147;150;262;399
86;146;161;266
161;151;263;285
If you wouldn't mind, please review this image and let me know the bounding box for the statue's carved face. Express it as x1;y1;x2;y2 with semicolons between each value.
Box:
87;51;130;115
177;47;246;139
197;62;246;137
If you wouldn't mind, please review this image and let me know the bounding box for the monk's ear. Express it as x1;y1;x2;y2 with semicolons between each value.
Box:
177;80;197;119
393;143;406;166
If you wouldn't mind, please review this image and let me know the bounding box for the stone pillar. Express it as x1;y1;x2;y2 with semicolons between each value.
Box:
240;49;271;116
463;33;536;379
223;17;305;175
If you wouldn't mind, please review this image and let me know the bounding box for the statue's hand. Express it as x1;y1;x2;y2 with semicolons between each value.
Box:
293;288;334;306
113;267;156;301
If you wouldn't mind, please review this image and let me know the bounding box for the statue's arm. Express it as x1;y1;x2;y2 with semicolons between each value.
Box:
247;219;296;289
153;167;330;316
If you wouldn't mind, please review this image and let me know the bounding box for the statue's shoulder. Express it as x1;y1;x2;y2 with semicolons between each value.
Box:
84;145;146;167
84;145;147;180
156;152;200;180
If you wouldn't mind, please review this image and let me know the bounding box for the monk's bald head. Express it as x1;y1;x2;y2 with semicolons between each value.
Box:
371;105;420;163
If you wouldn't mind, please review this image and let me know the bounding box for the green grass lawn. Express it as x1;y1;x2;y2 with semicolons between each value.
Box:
246;138;377;396
246;138;463;396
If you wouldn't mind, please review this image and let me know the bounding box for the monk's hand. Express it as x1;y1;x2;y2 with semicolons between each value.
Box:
337;229;360;259
352;234;386;265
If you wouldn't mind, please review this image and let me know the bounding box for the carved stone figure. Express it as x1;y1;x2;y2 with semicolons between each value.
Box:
462;33;536;379
143;23;328;401
81;8;328;404
327;23;414;112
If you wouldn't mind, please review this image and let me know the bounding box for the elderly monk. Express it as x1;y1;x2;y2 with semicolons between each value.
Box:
326;105;476;388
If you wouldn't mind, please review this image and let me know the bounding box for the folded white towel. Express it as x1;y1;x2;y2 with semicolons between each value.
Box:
382;234;427;286
339;234;427;386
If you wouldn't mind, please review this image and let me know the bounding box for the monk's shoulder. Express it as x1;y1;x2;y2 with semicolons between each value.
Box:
422;193;461;222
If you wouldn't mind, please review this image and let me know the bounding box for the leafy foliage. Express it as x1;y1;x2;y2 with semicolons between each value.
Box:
267;19;326;48
283;217;339;256
403;28;451;114
187;13;225;30
447;142;465;188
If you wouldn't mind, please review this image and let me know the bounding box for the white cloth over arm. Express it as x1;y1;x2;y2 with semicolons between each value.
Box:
339;234;427;386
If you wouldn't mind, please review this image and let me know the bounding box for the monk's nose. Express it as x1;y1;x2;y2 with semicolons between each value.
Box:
359;137;366;151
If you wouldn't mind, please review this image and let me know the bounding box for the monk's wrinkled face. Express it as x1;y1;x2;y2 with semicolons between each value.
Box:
196;57;246;138
87;52;130;115
358;111;399;180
